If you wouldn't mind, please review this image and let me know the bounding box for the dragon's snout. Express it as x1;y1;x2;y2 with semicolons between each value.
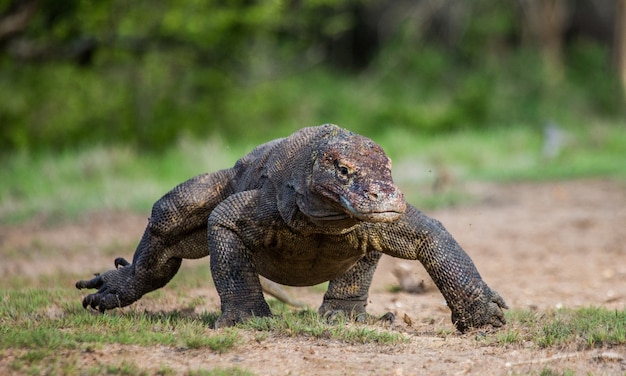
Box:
341;181;406;222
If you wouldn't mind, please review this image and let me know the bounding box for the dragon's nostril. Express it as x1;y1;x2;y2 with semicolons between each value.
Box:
364;189;379;200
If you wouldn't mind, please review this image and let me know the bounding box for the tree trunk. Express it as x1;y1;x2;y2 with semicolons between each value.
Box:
519;0;566;86
614;0;626;95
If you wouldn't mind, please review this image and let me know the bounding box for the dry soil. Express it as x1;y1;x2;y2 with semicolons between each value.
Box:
1;179;625;375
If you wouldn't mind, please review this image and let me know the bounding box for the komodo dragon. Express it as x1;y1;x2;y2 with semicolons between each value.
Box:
76;124;507;332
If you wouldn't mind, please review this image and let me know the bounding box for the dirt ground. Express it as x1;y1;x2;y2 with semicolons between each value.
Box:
1;179;625;375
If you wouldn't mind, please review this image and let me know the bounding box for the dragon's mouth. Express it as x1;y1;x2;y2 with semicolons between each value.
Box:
302;183;406;223
307;210;402;226
311;212;352;221
352;210;404;222
339;196;405;223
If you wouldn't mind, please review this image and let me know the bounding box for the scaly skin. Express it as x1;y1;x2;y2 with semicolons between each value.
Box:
76;124;507;332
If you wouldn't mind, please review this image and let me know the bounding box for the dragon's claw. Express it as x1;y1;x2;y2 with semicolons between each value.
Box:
76;261;139;312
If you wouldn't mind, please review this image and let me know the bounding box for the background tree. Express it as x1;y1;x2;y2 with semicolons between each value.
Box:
0;0;623;153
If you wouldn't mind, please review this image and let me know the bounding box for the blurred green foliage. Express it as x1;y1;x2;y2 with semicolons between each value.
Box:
0;0;624;153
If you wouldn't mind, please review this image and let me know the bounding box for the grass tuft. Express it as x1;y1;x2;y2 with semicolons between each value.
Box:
0;289;240;352
538;368;576;376
492;307;626;350
239;309;408;345
183;328;239;352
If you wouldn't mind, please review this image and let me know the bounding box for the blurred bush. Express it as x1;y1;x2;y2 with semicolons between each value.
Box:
0;0;624;153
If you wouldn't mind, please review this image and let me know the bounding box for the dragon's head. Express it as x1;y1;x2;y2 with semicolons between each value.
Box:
306;124;406;223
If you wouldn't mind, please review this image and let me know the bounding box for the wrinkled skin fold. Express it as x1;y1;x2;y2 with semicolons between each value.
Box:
76;124;507;332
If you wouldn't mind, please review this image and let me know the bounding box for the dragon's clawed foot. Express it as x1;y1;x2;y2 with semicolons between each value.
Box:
214;290;272;329
318;298;373;324
321;309;348;324
452;286;509;333
321;309;395;329
214;301;273;329
75;258;140;313
482;288;508;328
378;311;396;327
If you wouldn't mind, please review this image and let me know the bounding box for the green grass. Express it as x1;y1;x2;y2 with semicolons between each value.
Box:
381;123;626;183
1;284;624;374
0;138;241;224
490;307;626;350
238;309;407;345
0;288;246;374
0;289;239;352
538;369;576;376
1;122;625;224
3;288;623;353
9;353;253;376
0;287;403;374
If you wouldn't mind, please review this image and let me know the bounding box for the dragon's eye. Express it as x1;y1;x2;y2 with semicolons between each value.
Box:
334;159;350;177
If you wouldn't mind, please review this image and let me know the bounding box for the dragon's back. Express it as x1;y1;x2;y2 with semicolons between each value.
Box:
229;126;324;192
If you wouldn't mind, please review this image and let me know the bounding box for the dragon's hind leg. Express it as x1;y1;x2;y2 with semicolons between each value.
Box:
76;170;236;312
